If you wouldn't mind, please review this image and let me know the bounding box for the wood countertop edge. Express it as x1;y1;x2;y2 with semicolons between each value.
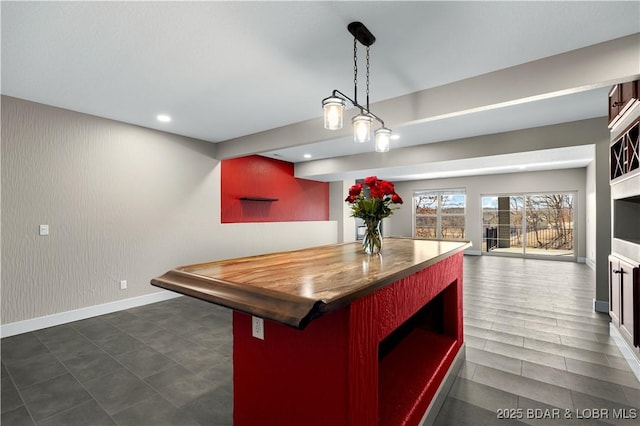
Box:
150;240;470;329
151;270;325;329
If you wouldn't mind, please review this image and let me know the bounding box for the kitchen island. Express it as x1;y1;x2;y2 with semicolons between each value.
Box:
151;237;470;426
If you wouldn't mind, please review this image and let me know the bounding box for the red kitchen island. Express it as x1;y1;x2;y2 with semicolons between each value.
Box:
151;238;470;426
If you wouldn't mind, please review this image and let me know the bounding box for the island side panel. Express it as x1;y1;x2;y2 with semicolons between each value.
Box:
348;251;464;426
231;249;465;426
233;308;351;426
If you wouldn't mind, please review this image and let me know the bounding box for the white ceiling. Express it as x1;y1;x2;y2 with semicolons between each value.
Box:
2;1;639;181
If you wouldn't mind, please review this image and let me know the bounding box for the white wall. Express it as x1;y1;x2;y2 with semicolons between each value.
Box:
329;180;356;244
386;168;588;259
1;96;337;327
586;159;597;268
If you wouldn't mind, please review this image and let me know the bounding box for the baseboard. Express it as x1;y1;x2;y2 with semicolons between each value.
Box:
464;250;482;256
0;291;181;338
609;323;640;383
584;257;596;270
593;299;609;314
419;343;466;426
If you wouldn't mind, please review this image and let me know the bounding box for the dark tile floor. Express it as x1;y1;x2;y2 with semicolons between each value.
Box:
2;256;639;425
2;297;232;426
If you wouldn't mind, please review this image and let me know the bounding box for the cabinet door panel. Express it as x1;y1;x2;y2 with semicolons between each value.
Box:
609;85;621;125
620;81;638;114
619;259;637;347
634;267;639;347
610;257;621;327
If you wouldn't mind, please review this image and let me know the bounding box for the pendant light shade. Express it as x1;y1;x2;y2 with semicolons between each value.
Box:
353;114;372;143
374;127;391;152
322;96;345;130
321;22;392;152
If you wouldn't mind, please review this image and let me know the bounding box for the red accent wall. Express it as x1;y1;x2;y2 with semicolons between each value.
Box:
221;155;329;223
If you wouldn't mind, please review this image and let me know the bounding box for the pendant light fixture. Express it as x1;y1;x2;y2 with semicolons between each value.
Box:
322;22;392;152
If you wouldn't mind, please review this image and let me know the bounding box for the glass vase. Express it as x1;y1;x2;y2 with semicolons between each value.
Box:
362;220;382;254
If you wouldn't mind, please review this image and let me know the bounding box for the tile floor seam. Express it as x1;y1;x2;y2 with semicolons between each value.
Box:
24;375;95;424
33;397;100;426
109;390;178;420
523;337;616;362
520;360;639;405
1;363;38;425
37;331;132;387
31;333;114;424
469;365;574;410
47;330;172;424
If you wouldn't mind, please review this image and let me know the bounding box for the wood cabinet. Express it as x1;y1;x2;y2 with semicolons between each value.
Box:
609;254;640;348
609;81;640;370
610;118;640;181
609;81;638;127
610;255;622;327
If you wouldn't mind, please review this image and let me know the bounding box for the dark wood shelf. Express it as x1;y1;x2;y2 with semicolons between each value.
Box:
239;197;279;202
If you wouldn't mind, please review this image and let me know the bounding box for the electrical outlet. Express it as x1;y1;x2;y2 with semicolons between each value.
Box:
39;224;49;236
120;280;127;290
252;316;264;340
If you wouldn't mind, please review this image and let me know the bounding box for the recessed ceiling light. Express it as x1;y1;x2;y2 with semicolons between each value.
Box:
156;114;171;123
390;134;400;140
303;154;312;159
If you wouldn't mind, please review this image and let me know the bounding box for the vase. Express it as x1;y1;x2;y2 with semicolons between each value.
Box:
362;220;382;254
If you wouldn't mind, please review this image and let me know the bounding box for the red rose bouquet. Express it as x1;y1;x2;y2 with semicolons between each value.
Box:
345;176;403;254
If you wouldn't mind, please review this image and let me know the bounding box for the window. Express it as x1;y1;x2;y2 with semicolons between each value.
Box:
414;189;466;240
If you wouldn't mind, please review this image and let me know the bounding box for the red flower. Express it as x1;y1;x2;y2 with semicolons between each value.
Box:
348;183;363;196
364;176;379;187
391;193;403;204
369;185;385;199
378;180;395;196
345;176;402;220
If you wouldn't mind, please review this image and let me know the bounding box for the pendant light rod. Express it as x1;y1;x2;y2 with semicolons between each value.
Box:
327;89;386;128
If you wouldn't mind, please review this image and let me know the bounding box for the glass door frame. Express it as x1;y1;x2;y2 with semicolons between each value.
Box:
481;191;577;261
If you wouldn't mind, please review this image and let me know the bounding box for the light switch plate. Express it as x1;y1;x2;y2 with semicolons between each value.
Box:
39;224;49;236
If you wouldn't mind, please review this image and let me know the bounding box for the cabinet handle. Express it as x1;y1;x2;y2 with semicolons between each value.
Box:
613;268;625;274
612;101;624;108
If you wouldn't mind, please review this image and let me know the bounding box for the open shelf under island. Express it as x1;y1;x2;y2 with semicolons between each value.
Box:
151;237;470;426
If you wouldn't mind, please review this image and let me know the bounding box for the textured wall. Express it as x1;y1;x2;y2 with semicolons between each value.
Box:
1;96;337;325
221;155;329;223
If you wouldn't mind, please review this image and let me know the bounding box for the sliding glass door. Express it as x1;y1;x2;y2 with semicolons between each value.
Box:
482;193;575;259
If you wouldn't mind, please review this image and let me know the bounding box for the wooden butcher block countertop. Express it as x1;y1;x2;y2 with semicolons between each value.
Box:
151;238;470;329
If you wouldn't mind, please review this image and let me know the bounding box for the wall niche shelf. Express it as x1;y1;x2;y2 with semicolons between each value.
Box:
239;197;279;202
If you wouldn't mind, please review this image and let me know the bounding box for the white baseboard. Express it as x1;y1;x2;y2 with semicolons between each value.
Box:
464;250;482;256
584;257;596;270
0;291;181;338
593;299;609;314
609;323;640;383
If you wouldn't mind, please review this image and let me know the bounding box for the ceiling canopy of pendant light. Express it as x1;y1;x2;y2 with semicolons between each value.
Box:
322;21;392;151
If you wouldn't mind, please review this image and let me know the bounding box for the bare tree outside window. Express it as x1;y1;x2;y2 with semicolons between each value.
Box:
482;192;574;258
414;190;465;240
